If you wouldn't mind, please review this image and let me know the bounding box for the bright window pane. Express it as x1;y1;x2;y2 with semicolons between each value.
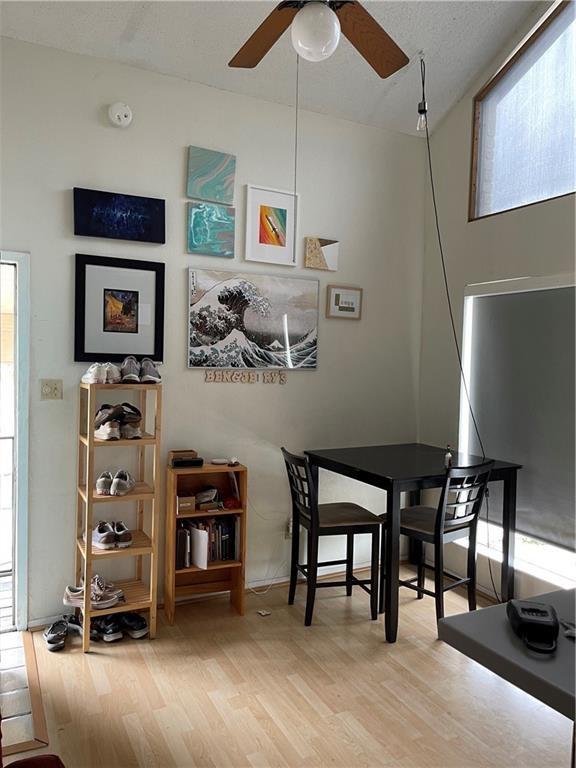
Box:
476;4;576;217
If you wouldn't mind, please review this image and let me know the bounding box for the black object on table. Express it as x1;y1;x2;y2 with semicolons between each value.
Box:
304;443;521;643
439;589;575;764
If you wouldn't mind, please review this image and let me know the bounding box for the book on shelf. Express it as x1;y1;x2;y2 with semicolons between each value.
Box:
174;515;238;569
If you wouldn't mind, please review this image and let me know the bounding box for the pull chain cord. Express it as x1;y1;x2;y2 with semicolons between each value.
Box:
420;58;485;461
293;53;300;265
420;58;500;601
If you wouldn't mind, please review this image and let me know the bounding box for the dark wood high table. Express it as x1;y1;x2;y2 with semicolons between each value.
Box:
305;443;521;643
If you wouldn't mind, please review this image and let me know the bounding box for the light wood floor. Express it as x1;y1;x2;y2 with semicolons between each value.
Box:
7;570;571;768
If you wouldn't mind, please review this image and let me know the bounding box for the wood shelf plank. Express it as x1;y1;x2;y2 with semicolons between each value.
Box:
80;382;161;391
77;530;153;560
82;580;152;617
168;463;246;475
78;482;155;503
175;560;242;576
79;432;157;447
175;507;244;520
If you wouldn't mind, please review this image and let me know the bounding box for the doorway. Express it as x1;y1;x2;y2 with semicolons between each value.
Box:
0;252;29;631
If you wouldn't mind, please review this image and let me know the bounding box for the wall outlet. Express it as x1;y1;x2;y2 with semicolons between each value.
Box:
40;379;63;400
284;516;292;539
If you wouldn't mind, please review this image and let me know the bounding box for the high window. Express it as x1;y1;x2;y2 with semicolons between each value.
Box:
470;2;575;220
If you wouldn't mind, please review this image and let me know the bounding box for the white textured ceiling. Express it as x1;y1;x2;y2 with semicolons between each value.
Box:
0;0;542;134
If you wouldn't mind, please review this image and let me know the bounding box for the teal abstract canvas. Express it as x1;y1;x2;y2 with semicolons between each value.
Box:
187;202;235;258
187;146;236;204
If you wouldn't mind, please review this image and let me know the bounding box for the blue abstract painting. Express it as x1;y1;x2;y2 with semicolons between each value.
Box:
187;202;235;258
187;146;236;205
74;187;165;243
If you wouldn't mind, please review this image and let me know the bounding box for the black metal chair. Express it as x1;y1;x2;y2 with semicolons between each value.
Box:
398;461;494;623
281;447;386;626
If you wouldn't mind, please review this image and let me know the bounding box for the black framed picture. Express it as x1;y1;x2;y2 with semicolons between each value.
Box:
74;254;165;362
73;187;166;244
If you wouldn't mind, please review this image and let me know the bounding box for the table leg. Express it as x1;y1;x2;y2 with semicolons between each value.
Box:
408;490;422;564
501;469;517;602
385;484;401;643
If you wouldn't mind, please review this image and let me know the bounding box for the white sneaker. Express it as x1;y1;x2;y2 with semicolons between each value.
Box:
110;470;136;496
81;363;106;384
94;421;120;441
104;362;121;384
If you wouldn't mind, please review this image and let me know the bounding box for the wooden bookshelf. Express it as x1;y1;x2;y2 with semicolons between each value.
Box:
164;463;247;624
75;382;162;651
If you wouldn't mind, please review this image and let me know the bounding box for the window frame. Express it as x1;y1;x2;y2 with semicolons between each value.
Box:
468;1;575;222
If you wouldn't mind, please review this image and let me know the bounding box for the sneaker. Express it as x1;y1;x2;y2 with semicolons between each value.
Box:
95;471;113;496
91;574;124;600
63;584;119;611
118;612;149;639
95;404;124;429
43;619;68;652
81;363;106;384
120;422;142;440
91;520;116;549
104;362;121;384
114;521;133;548
94;421;120;441
119;403;142;439
121;356;140;383
110;470;136;496
140;358;161;383
119;403;142;424
63;614;99;641
91;614;123;643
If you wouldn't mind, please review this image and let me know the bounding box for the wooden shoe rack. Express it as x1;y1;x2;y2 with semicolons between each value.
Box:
75;382;162;651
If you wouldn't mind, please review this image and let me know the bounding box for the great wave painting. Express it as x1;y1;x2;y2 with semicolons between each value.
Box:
188;269;318;369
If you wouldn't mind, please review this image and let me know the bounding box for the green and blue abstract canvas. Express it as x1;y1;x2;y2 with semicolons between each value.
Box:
187;145;236;204
187;202;235;258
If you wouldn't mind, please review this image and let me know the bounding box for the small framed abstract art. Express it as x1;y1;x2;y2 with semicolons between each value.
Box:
326;285;363;320
73;187;165;244
187;202;235;258
304;237;339;271
74;254;165;362
245;185;298;266
187;146;236;205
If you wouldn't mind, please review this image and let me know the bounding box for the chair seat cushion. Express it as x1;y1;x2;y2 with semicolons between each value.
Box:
318;502;383;528
400;505;470;539
400;505;437;536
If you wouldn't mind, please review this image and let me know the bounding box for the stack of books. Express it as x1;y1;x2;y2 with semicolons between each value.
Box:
176;516;238;570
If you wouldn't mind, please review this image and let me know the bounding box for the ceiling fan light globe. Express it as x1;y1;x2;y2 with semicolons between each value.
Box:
291;2;341;62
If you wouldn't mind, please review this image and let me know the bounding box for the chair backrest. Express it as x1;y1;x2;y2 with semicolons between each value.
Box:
435;461;494;537
281;447;319;527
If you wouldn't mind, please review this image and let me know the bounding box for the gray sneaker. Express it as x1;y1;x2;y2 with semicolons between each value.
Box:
140;358;161;383
95;471;113;496
110;470;136;496
120;356;140;382
91;520;116;549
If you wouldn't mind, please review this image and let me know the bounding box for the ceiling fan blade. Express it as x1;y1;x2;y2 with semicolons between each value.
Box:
336;1;409;78
229;3;300;69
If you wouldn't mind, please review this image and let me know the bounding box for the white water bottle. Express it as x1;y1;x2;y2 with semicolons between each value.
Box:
444;445;453;468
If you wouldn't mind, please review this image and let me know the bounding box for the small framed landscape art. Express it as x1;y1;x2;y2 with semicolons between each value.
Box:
245;185;298;266
187;202;235;258
326;285;363;320
188;269;318;369
187;146;236;205
73;188;165;244
74;254;165;362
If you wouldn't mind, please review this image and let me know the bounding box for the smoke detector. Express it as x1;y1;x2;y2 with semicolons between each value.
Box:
108;102;133;128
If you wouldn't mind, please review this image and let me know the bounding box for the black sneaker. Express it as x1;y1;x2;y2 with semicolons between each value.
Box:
64;613;99;641
118;612;149;639
91;614;123;643
43;619;68;652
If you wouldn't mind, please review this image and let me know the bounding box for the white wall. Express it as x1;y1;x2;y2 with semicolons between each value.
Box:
418;12;576;597
0;39;425;623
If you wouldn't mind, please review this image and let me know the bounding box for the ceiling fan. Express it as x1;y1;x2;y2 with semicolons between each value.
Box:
229;0;409;79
